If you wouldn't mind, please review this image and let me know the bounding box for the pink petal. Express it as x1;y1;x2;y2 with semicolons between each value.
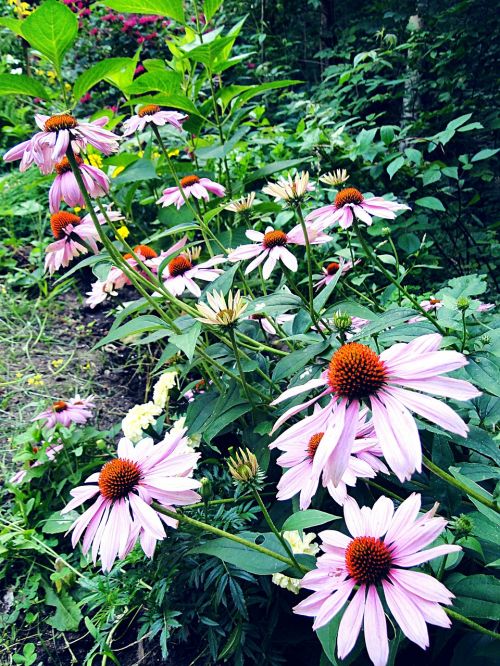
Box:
364;586;388;666
382;580;429;649
337;585;366;660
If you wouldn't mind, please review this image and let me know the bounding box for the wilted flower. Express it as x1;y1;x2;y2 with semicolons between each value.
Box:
122;402;162;442
272;531;320;593
153;371;178;407
122;104;188;135
225;192;256;213
320;170;350;187
307;186;410;230
49;155;109;213
196;290;247;327
294;494;460;666
271;334;481;483
61;428;201;571
4;114;119;174
262;171;313;203
32;395;95;429
157;175;225;209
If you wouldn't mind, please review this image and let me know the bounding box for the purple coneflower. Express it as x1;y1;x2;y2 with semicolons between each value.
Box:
49;155;109;213
32;395;95;429
157;174;225;209
122;104;188;135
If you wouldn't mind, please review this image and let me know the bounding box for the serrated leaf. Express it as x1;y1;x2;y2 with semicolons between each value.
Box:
44;586;82;631
22;0;78;73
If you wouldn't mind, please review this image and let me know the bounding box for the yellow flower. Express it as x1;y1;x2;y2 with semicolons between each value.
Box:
27;374;44;387
152;151;161;159
122;402;162;442
47;70;57;80
137;150;144;158
168;148;180;158
51;359;64;368
112;166;125;178
272;531;320;594
116;225;130;240
87;154;103;169
73;206;82;214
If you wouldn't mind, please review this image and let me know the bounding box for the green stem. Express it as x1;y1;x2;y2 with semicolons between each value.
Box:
423;455;499;512
152;503;299;569
295;204;320;332
444;607;500;640
460;310;468;352
353;222;446;335
252;489;304;572
387;235;402;305
228;327;255;409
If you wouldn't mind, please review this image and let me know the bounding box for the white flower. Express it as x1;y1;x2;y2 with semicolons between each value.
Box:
153;371;178;407
225;192;256;212
319;169;349;187
196;290;248;327
122;402;162;442
271;531;319;594
262;171;314;203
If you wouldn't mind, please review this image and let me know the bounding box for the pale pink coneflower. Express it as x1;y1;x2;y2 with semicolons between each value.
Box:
122;104;188;135
315;259;359;290
306;186;410;230
161;247;224;297
228;225;331;280
271;405;388;509
61;428;201;571
9;443;64;485
49;155;109;213
157;174;225;209
44;207;124;275
271;334;480;484
294;494;460;666
32;395;95;429
3;114;119;175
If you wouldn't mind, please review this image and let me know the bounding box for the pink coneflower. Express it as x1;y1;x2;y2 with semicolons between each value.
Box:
49;155;109;213
271;334;480;483
306;187;410;230
157;174;225;209
162;247;224;297
4;114;119;174
61;428;201;571
316;259;359;290
44;207;123;275
477;302;494;312
32;395;95;429
228;225;330;279
248;313;295;335
10;443;64;485
122;104;188;136
294;494;460;666
271;405;388;509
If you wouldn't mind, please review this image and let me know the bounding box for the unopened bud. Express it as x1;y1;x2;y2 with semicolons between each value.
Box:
451;514;474;537
95;439;107;450
200;477;212;502
457;297;470;312
381;226;391;236
333;311;352;333
227;447;265;488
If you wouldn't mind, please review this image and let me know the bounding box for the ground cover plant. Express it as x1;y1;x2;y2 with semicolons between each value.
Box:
0;1;499;665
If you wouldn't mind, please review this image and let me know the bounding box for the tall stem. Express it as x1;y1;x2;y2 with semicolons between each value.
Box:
423;455;499;513
444;608;500;640
228;327;255;409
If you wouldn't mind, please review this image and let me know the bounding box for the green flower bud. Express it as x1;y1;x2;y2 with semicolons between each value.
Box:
457;297;470;312
200;477;213;502
451;513;474;537
333;311;353;333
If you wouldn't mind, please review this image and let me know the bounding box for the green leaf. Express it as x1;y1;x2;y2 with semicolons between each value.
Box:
465;353;500;397
113;158;157;184
380;125;395;145
447;113;473;131
44;586;82;631
22;0;78;73
201;262;239;297
458;426;500;466
203;382;253;442
449;574;500;620
282;510;339;532
101;0;184;22
471;148;500;162
317;613;344;665
244;159;311;184
73;57;137;101
0;17;24;35
168;321;201;361
93;315;165;349
415;196;446;211
42;510;78;534
125;70;182;96
231;80;301;110
387;156;405;180
272;341;329;382
244;292;301;317
189;531;289;574
313;263;344;311
0;73;50;99
203;0;223;21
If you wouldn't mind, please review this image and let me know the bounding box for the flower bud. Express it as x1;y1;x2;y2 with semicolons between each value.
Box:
451;513;474;538
333;311;353;333
227;448;265;488
200;477;212;502
457;297;470;312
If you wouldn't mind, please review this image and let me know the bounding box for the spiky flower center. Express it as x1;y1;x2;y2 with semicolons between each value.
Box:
180;174;200;188
133;244;158;259
307;432;324;459
98;458;142;500
168;254;193;276
328;343;387;400
429;298;441;305
138;104;161;117
44;114;78;132
263;230;288;248
345;536;392;585
52;400;68;413
50;212;81;239
55;155;83;175
326;262;340;275
334;187;364;208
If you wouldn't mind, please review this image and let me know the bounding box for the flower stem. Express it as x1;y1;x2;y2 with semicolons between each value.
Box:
460;310;468;352
252;489;304;572
422;455;499;513
152;503;305;571
353;222;447;335
228;327;255;409
444;607;500;640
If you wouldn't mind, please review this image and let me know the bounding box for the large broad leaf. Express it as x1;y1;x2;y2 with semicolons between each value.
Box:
112;158;157;184
73;57;138;101
282;510;339;532
0;73;50;99
102;0;185;22
203;0;223;21
44;586;82;631
415;196;446;212
168;321;201;361
244;292;302;317
465;353;500;397
22;0;78;73
449;574;500;620
125;70;182;96
272;340;330;382
93;315;166;349
189;531;289;575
